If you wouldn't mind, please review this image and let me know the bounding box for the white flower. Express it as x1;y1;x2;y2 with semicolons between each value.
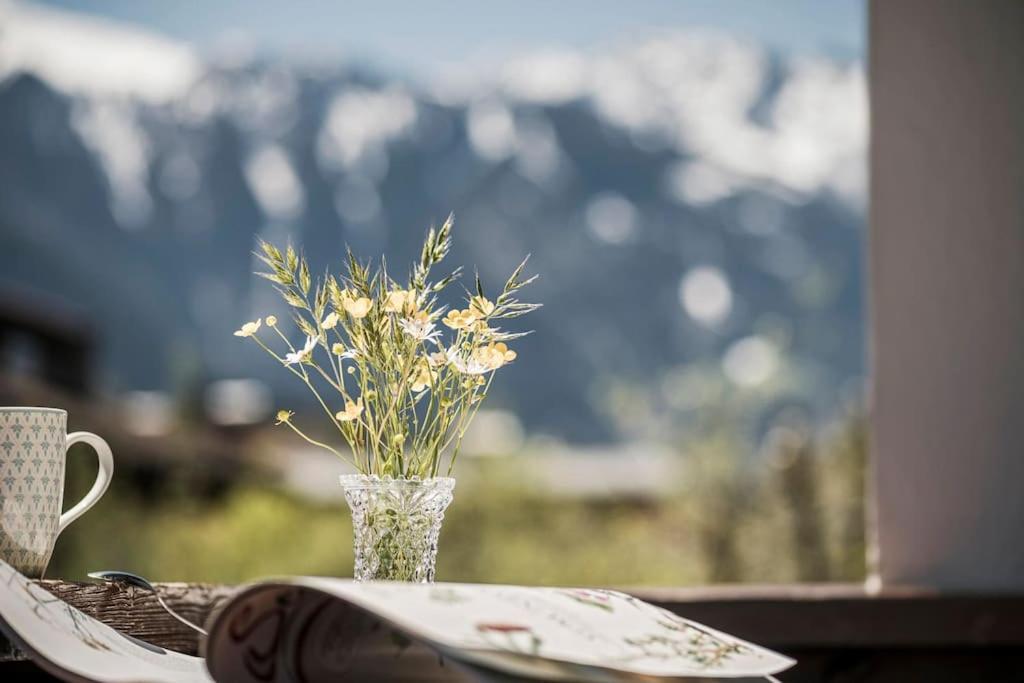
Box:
284;335;318;365
398;312;441;343
234;319;261;337
446;346;492;375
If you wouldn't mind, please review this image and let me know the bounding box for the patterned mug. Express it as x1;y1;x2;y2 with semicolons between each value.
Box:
0;407;113;578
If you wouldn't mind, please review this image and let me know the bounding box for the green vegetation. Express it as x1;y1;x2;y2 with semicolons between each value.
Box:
49;413;866;586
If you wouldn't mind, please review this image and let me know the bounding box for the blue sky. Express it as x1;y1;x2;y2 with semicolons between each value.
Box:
35;0;864;74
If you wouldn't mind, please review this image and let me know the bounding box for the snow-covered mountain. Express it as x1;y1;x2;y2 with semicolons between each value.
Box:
0;1;866;442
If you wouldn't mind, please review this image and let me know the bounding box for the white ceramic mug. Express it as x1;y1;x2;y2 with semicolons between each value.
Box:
0;407;113;577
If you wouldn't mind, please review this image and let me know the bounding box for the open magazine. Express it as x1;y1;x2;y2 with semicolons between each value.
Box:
0;560;794;682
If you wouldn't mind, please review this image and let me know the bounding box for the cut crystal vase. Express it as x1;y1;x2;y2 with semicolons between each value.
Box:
339;474;455;582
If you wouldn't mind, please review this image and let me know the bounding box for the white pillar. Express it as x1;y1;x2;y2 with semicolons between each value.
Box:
870;0;1024;589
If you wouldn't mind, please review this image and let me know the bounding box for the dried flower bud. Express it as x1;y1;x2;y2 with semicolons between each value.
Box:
266;315;278;327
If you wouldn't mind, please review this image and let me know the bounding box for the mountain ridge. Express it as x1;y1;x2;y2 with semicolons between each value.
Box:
0;6;865;443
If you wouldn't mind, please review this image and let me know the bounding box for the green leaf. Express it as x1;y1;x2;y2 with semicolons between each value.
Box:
260;240;283;263
296;315;318;339
504;255;531;293
430;266;463;293
299;259;311;295
255;271;281;284
435;213;454;261
314;282;329;319
327;276;346;309
274;266;295;286
282;290;306;308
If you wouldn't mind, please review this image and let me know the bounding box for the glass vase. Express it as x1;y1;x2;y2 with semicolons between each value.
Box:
339;474;455;582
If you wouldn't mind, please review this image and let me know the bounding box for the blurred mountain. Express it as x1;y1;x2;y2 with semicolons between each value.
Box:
0;2;866;443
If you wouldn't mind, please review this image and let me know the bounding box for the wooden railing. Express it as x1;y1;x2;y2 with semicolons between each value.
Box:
5;581;1024;681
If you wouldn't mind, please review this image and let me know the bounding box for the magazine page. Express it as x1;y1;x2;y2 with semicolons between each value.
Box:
203;582;481;682
206;577;795;681
0;560;211;683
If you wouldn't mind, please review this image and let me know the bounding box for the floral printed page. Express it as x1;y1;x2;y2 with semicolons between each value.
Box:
0;560;212;683
207;578;794;681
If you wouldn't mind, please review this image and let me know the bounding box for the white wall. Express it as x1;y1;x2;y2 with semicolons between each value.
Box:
870;0;1024;589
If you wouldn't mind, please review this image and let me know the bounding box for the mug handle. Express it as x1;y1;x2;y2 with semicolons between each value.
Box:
58;432;114;535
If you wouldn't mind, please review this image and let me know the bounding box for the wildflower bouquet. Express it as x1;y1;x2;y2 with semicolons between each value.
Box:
234;215;539;480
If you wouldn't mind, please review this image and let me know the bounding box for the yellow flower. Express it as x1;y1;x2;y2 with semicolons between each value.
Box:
335;398;364;422
321;312;340;329
472;341;517;370
234;319;262;337
409;359;436;392
266;315;278;327
427;350;448;367
471;347;499;370
470;295;495;317
343;297;373;319
384;289;416;314
336;288;359;310
332;342;359;360
443;308;477;329
274;410;293;425
494;342;517;363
